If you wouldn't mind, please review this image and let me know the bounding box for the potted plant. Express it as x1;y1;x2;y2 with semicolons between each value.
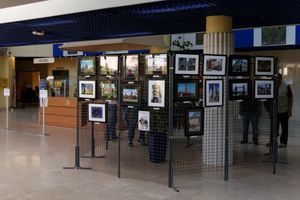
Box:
148;110;168;163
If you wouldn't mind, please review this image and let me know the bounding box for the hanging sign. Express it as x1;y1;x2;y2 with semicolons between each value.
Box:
4;88;10;97
34;57;55;64
39;89;48;98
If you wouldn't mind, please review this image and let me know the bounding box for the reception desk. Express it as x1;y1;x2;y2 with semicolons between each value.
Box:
40;97;77;128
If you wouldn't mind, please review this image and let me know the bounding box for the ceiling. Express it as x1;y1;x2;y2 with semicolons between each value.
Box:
1;0;300;47
0;0;46;9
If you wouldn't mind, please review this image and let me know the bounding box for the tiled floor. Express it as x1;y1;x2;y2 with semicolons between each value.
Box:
0;107;299;200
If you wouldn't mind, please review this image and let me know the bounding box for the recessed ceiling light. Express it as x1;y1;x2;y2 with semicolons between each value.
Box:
32;30;45;36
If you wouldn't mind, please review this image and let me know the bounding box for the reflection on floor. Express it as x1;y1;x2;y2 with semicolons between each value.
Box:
0;107;299;200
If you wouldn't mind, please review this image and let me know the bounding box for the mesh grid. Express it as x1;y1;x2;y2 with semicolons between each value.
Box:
75;54;278;187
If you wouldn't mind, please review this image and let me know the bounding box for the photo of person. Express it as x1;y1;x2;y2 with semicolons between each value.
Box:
138;111;150;131
125;55;139;80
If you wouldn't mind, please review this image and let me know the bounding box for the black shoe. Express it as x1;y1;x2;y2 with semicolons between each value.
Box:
240;140;248;144
128;143;133;147
266;143;272;147
137;139;147;146
279;144;287;148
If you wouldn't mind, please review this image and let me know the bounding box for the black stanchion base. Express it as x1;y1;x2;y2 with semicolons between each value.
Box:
63;146;91;170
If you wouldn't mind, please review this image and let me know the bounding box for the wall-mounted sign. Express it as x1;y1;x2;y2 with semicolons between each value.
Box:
34;57;55;64
4;88;10;97
0;77;8;88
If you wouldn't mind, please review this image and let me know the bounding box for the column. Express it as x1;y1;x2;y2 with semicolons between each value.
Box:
203;16;234;166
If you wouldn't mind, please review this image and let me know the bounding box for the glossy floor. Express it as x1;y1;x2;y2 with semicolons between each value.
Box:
0;108;299;200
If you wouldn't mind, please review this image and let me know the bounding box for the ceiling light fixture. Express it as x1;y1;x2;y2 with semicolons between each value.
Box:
32;30;45;36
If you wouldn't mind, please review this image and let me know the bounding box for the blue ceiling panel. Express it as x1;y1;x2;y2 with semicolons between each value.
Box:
1;0;300;47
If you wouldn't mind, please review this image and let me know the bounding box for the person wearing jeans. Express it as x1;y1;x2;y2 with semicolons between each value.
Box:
277;74;293;148
123;106;146;147
106;103;118;140
240;100;261;145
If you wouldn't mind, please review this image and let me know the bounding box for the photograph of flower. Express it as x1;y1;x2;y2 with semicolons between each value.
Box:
175;54;199;75
145;54;168;75
175;80;199;101
99;55;119;76
255;57;274;76
124;55;139;80
79;80;96;99
203;55;227;76
205;79;223;107
229;79;251;100
185;108;204;136
99;81;117;100
80;57;96;76
228;56;251;76
255;80;274;99
122;84;140;104
148;80;165;107
138;111;150;131
88;103;107;123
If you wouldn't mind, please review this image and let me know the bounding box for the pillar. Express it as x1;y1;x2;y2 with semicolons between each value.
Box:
202;16;234;166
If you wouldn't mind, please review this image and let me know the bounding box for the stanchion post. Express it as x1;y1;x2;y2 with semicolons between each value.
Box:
3;88;10;131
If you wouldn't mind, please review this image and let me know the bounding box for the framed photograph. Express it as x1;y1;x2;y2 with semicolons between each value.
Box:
203;54;227;76
138;111;150;131
228;55;251;76
99;81;117;100
145;54;168;76
79;56;96;76
255;57;275;76
124;55;139;81
175;54;199;75
205;79;223;107
78;80;96;99
185;108;204;136
148;80;165;107
175;79;199;101
121;84;141;105
255;80;274;99
88;103;107;123
229;79;251;100
99;55;119;76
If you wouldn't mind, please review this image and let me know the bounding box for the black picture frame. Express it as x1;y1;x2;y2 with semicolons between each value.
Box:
229;79;251;100
79;56;96;76
123;54;139;81
254;79;274;99
254;56;275;76
203;54;227;76
99;80;118;100
185;108;204;136
174;53;199;75
205;79;223;107
174;79;199;101
99;55;119;76
144;54;168;76
228;55;251;76
88;103;108;123
121;83;141;105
